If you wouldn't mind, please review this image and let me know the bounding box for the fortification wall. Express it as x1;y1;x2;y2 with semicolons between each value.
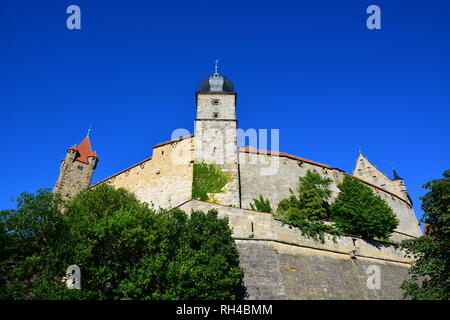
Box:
179;200;413;300
92;136;194;209
238;151;422;240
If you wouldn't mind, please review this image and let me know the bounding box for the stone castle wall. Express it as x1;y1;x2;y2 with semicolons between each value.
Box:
178;200;412;300
238;151;422;240
353;153;409;203
54;150;96;199
92;136;194;209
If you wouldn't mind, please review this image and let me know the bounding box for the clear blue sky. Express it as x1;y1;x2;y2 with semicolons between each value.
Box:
1;0;449;225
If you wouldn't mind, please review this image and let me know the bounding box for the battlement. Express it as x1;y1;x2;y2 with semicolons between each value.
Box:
179;200;413;299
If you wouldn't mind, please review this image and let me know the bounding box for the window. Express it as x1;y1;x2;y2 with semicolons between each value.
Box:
77;165;83;171
212;99;220;105
212;112;219;118
357;169;362;175
372;176;377;182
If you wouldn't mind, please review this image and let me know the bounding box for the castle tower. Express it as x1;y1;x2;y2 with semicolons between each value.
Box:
352;152;411;204
194;64;241;207
54;134;99;199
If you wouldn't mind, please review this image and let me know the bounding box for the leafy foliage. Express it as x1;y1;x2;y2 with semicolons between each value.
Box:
249;195;272;213
0;184;243;300
400;170;450;300
276;170;341;242
192;161;231;202
330;175;399;240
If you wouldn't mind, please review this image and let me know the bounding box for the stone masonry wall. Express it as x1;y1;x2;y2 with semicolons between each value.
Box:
92;136;194;209
179;200;413;300
353;153;409;203
195;92;240;207
54;150;96;199
238;151;422;240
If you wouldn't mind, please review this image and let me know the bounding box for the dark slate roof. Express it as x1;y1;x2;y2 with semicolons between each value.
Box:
199;73;234;92
392;169;403;181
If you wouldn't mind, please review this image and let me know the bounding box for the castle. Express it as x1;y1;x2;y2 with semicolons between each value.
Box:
54;68;422;299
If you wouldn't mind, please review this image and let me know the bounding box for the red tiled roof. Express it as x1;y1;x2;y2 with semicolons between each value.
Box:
239;146;334;169
90;156;152;188
153;134;194;149
239;146;411;207
68;137;98;164
90;134;195;189
89;138;410;207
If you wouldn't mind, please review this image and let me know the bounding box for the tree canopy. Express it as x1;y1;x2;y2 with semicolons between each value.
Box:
0;184;243;300
400;170;450;300
330;175;399;240
276;170;340;242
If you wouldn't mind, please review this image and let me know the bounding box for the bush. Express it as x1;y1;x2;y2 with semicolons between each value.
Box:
192;161;231;202
276;170;341;242
249;195;272;213
0;184;243;300
330;175;399;240
400;170;450;300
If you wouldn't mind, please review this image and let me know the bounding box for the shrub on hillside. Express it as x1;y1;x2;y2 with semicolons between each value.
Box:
330;175;399;240
276;170;341;242
249;195;272;213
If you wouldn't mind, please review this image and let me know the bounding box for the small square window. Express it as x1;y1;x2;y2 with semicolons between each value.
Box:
77;165;83;171
212;99;220;105
212;112;219;118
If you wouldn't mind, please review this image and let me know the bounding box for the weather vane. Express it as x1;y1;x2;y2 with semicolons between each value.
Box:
214;59;219;74
87;123;93;138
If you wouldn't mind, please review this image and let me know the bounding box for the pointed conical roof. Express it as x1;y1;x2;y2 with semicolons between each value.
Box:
67;136;99;164
392;169;403;181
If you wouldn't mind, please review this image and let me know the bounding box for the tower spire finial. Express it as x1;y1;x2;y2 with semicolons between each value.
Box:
87;123;93;138
214;59;219;74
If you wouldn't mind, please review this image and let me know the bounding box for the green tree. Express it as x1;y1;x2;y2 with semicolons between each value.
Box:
276;170;340;242
400;170;450;300
330;175;399;240
0;184;243;300
249;195;272;213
